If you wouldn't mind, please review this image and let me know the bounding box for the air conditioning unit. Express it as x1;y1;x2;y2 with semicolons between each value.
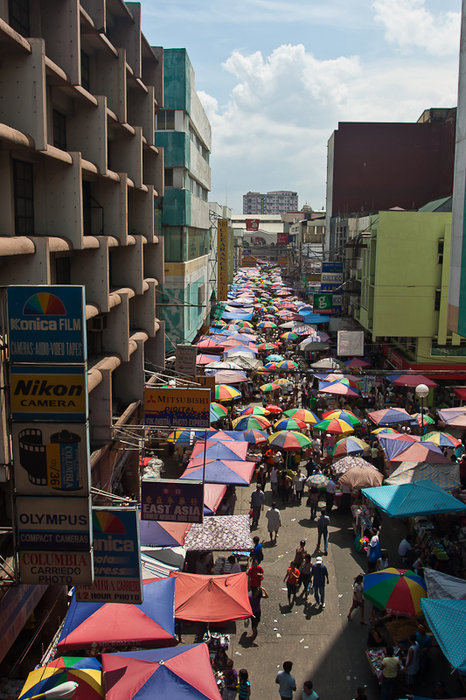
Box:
89;315;107;332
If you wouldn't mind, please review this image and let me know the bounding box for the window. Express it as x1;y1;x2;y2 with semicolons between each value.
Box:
164;168;173;187
437;239;444;264
55;256;71;284
52;110;67;150
9;0;29;36
434;289;441;311
81;51;90;91
13;159;34;235
82;180;92;236
198;284;205;310
157;110;175;130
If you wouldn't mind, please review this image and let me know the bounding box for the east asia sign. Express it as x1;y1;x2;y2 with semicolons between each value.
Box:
142;480;204;523
7;285;87;364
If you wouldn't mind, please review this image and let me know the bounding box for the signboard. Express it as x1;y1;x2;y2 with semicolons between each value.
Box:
12;423;90;497
190;375;216;399
320;272;344;290
144;386;210;428
277;257;290;267
242;248;252;256
175;344;197;377
313;293;333;311
10;365;88;422
321;262;343;273
142;480;204;523
76;507;143;604
277;233;289;245
19;550;94;585
16;496;92;551
337;330;365;356
217;219;229;301
7;285;87;364
245;219;259;231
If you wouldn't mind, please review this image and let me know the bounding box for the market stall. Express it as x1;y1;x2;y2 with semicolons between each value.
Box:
183;514;253;552
170;571;252;623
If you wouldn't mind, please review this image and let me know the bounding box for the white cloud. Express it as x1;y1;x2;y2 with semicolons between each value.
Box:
199;38;459;211
372;0;460;56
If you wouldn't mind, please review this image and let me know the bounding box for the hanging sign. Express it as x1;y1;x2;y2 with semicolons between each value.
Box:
142;480;204;523
144;386;211;428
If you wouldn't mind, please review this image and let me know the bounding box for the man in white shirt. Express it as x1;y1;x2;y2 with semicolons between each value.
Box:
325;477;337;514
398;535;414;564
266;502;282;543
270;465;279;496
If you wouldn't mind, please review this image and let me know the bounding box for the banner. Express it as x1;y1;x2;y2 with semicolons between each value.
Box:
76;507;143;604
175;344;197;377
313;293;333;311
144;386;211;428
277;232;289;245
142;480;204;523
337;330;365;356
217;219;229;301
245;219;259;231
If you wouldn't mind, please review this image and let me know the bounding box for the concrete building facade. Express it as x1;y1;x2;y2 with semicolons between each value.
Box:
0;0;165;676
243;190;298;215
155;48;212;348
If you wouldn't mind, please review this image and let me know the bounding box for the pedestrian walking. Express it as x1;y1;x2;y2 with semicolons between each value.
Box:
222;659;238;700
311;556;329;608
237;669;251;699
246;559;264;590
283;560;300;607
250;535;263;565
270;464;279;496
250;484;265;528
325;475;336;513
380;646;402;700
301;680;319;699
307;485;319;520
405;634;421;689
275;661;297;700
294;539;307;568
347;574;366;624
316;509;330;554
248;585;269;642
298;553;312;599
265;502;282;543
293;468;306;503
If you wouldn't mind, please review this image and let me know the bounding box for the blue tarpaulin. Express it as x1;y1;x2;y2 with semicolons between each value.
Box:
222;311;253;321
300;313;330;324
362;480;466;518
420;598;466;675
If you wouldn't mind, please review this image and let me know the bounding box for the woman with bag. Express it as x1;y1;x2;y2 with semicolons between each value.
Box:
284;560;300;607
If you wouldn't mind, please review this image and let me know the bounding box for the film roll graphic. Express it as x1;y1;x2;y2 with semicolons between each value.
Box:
17;428;82;490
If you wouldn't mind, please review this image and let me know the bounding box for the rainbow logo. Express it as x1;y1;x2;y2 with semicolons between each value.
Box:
23;292;66;316
93;511;126;534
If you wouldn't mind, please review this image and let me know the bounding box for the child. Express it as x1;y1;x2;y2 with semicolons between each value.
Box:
237;668;250;699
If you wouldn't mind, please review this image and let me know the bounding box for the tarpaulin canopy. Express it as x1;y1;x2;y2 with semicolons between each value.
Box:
139;517;191;547
58;578;176;652
390;373;437;388
423;567;466;600
420;598;466;674
300;313;331;324
362;480;466;517
140;552;180;580
386;462;460;491
170;571;252;622
204;484;227;515
102;644;221;700
191;439;248;461
368;407;417;425
453;387;466;401
182;458;255;486
388;442;450;464
183;514;253;552
222;311;253;321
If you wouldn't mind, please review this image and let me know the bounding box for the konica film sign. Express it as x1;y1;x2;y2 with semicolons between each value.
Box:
75;507;143;604
10;365;88;422
16;496;92;551
7;285;87;364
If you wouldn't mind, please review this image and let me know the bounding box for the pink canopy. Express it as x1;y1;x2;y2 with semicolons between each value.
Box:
170;572;252;623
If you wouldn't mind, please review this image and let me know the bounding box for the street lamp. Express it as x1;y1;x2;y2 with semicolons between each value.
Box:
415;383;429;435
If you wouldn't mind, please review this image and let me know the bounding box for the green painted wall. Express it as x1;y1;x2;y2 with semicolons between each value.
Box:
154;131;190;169
160;189;191;229
163;49;191;113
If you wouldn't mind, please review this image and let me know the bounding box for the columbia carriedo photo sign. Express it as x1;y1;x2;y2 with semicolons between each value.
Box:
144;386;211;428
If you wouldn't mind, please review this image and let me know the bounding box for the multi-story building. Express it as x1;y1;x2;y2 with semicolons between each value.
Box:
326;109;456;257
243;190;298;215
0;0;165;677
346;204;466;381
155;49;212;348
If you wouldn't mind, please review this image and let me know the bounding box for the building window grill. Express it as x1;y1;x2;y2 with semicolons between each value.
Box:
13;159;34;235
9;0;29;36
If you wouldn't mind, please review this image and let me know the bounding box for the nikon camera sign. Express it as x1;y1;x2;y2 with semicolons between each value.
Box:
10;365;88;422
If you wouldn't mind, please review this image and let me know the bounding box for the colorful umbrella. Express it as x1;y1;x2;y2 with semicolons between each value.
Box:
19;657;103;700
284;408;319;424
421;431;460;448
243;429;269;444
410;412;435;427
322;409;361;426
181;458;255;486
306;473;329;487
260;382;280;392
240;405;269;416
257;321;277;328
210;402;228;422
318;378;359;397
232;415;271;431
371;427;399;435
363;568;427;617
277;360;299;371
265;404;283;414
167;428;204;445
332;436;369;457
215;384;242;402
332;456;377;476
190;439;248;461
280;332;299;340
313;417;354;434
389;442;451;464
258;342;279;351
268;430;312;451
196;353;219;366
368;408;416;425
102;644;222;700
275;378;293;387
273;417;307;431
266;354;285;362
265;362;280;371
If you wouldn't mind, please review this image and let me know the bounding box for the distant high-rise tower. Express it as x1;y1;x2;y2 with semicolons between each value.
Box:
243;190;298;214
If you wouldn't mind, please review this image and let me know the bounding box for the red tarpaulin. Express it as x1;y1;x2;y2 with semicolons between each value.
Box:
453;388;466;400
204;484;227;515
170;572;252;623
191;439;248;461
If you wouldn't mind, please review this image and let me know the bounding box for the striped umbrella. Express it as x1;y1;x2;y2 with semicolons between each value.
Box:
371;427;399;435
211;402;229;422
275;378;293;387
280;332;299;340
421;431;461;448
313;417;354;434
211;320;227;328
332;436;370;457
167;429;203;445
258;343;279;351
235;320;254;329
268;430;312;451
18;657;103;700
411;413;435;427
322;409;361;426
277;360;299;371
257;321;277;329
284;408;319;424
232;415;271;431
243;429;269;445
215;384;242;402
240;405;269;416
318;378;359;397
306;473;329;487
260;382;281;392
265;362;280;371
363;568;427;617
265;404;283;414
273;417;307;431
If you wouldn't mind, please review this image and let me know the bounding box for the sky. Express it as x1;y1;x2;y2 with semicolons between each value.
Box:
140;0;461;213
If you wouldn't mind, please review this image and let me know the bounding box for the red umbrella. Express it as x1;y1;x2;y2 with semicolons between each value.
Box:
265;404;283;414
392;374;437;388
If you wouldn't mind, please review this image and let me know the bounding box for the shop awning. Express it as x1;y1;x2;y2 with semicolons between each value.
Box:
362;480;466;517
170;571;252;623
420;598;466;674
453;387;466;400
423;568;466;600
183;514;253;551
385;462;460;491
